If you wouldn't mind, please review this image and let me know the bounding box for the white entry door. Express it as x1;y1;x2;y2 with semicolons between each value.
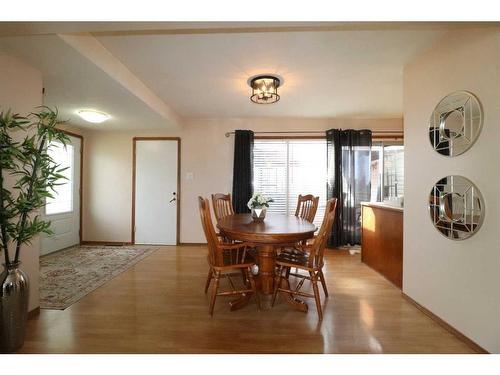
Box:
41;135;81;255
134;139;178;245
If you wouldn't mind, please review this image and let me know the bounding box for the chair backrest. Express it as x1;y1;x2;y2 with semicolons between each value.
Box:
308;198;337;267
211;193;234;222
198;196;221;266
295;194;320;223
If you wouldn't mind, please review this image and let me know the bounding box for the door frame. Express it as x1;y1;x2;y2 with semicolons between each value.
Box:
56;129;84;245
132;137;181;245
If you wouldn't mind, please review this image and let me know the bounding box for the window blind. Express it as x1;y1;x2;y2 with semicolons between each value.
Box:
253;139;327;227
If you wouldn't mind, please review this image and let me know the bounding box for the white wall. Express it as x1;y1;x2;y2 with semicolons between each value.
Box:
80;117;402;243
403;28;500;353
0;54;43;312
81;128;160;242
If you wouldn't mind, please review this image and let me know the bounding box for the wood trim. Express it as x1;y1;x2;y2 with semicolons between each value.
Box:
59;129;84;245
81;241;133;246
28;307;40;320
132;139;136;243
402;293;489;354
132;137;181;245
59;129;84;139
133;137;182;141
177;140;181;244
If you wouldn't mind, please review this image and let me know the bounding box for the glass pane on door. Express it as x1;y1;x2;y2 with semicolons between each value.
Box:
45;141;74;215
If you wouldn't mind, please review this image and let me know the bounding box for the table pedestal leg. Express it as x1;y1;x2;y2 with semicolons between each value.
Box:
257;245;275;295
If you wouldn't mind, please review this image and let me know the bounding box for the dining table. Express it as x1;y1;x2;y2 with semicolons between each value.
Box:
217;212;317;311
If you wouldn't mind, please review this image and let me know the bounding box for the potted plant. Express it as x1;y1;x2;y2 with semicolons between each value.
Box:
247;193;274;222
0;107;68;352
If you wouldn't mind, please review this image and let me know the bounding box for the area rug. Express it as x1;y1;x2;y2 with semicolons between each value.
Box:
40;245;158;310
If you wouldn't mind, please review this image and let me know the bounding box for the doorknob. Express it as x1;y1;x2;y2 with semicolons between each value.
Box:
169;192;177;203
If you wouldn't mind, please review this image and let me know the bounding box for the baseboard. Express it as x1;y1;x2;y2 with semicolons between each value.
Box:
27;307;40;320
402;293;488;354
81;241;133;246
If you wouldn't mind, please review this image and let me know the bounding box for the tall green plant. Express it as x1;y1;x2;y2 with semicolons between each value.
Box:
0;107;69;266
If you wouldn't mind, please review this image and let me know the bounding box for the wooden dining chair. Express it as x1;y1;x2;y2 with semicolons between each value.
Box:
272;198;337;320
211;193;236;244
280;194;320;256
198;197;260;315
295;194;320;223
211;193;234;222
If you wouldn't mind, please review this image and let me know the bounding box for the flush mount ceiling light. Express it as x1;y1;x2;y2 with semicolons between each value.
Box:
77;109;111;123
248;75;283;104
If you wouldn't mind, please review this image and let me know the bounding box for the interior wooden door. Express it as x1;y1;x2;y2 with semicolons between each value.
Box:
134;139;179;245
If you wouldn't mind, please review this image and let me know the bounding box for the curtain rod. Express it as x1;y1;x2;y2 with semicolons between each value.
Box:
224;130;403;137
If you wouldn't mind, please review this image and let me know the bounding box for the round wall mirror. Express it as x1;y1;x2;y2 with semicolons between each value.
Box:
428;175;485;240
429;91;483;156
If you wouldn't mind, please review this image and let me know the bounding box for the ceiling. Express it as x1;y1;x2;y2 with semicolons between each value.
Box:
96;29;442;119
0;22;464;130
0;34;171;130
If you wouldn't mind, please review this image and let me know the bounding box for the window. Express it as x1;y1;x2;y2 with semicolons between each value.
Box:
370;142;404;204
383;145;404;201
253;139;327;227
253;138;403;224
45;141;74;215
370;146;383;202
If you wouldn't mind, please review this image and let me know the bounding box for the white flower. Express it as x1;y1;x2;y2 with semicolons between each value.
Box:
247;192;273;209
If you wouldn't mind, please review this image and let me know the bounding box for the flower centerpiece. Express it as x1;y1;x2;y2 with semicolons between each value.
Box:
247;193;274;222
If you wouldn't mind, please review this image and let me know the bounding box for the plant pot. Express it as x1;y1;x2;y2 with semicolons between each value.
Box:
0;261;29;353
251;206;267;222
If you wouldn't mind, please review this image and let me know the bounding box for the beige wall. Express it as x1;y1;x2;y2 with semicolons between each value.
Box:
0;54;43;312
79;117;402;243
403;28;500;353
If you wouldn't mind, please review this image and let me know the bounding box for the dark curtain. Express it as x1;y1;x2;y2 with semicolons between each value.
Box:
327;129;372;247
232;130;254;213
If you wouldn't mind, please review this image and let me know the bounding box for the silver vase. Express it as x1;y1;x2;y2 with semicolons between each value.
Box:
251;206;267;222
0;261;29;353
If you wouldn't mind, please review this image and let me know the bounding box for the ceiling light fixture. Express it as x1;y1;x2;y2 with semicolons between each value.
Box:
77;109;111;123
248;75;282;104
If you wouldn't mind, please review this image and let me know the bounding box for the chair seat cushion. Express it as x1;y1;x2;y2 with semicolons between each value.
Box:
276;251;310;268
280;246;308;257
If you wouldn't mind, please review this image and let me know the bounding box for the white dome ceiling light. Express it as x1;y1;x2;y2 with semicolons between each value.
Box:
77;109;111;123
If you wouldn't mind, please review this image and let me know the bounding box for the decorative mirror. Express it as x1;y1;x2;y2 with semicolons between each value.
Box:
429;91;483;156
428;175;484;240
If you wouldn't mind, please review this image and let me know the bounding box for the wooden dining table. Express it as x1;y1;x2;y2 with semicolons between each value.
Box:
217;213;316;310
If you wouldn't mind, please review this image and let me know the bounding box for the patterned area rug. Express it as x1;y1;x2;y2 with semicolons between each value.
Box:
40;245;158;310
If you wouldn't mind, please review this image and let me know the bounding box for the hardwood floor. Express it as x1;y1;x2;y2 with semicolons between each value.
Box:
20;246;475;354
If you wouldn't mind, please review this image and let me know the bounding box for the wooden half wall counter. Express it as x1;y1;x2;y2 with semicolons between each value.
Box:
361;202;403;289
